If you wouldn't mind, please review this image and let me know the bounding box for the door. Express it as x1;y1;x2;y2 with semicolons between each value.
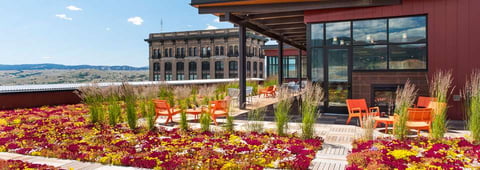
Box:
325;48;351;113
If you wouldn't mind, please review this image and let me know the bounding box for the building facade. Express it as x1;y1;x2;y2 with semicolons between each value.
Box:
145;28;267;81
191;0;480;119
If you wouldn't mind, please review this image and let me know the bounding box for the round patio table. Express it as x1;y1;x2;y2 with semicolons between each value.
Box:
374;116;395;133
185;107;207;121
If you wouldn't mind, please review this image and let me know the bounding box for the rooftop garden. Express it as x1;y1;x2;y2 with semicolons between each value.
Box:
0;78;325;169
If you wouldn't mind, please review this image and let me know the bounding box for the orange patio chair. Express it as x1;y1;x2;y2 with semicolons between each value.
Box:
153;99;181;125
346;99;380;127
258;86;273;97
415;96;437;108
209;100;229;126
405;108;432;135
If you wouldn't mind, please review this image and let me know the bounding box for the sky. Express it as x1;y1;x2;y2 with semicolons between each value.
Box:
0;0;234;67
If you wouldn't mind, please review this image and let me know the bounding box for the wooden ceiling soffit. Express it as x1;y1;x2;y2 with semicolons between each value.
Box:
220;13;305;50
198;0;402;14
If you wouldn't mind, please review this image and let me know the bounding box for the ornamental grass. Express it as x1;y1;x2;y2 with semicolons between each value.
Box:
301;82;323;139
393;80;418;140
0;105;323;169
429;70;454;140
463;70;480;143
275;88;292;136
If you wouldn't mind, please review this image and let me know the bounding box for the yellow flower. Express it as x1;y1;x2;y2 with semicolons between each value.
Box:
13;119;21;124
0;119;8;126
388;149;417;160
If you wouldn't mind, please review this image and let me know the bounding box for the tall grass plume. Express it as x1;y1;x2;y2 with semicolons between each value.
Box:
429;70;454;139
394;80;418;140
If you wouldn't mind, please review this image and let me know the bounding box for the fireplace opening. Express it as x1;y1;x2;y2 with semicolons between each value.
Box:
371;84;403;116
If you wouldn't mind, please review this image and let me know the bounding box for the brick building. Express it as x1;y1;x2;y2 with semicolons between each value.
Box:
145;28;267;81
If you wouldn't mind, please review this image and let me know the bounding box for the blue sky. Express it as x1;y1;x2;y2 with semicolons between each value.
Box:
0;0;233;67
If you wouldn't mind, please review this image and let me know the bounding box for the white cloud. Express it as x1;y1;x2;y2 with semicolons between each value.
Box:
214;18;220;23
127;16;144;25
206;24;218;30
187;25;193;27
42;56;54;59
105;27;111;31
55;14;72;21
66;5;82;11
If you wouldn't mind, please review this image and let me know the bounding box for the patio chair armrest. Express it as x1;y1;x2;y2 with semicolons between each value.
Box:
351;107;362;113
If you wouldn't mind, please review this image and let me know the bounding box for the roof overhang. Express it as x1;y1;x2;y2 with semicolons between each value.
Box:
191;0;402;50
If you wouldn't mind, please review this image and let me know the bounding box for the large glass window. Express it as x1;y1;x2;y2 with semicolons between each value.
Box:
326;22;351;46
176;62;184;72
389;16;426;43
353;45;387;70
310;15;427;71
215;61;224;79
353;19;387;45
267;56;278;77
153;62;160;72
283;56;297;78
311;24;324;47
311;48;323;82
229;61;238;78
389;44;427;69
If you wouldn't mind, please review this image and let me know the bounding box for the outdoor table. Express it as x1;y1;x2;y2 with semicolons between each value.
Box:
185;107;206;121
374;116;395;133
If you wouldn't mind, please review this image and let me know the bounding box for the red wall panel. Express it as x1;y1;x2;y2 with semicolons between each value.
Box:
304;0;480;120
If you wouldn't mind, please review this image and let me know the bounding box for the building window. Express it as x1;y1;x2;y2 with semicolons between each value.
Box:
220;46;224;55
177;73;184;80
168;48;172;58
181;48;185;57
229;61;238;78
164;49;169;57
153;62;160;72
234;45;239;56
267;56;278;77
253;62;257;77
247;61;251;71
201;61;210;79
283;56;297;78
310;15;427;72
259;62;263;71
165;62;172;81
215;61;224;79
228;46;234;57
188;47;192;56
194;47;198;56
188;62;197;80
215;46;220;56
154;74;160;81
176;62;184;72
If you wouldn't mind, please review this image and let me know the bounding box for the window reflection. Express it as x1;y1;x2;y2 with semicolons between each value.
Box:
311;24;324;47
389;44;427;69
389;16;426;43
311;48;323;82
353;45;387;70
326;22;351;46
353;19;387;45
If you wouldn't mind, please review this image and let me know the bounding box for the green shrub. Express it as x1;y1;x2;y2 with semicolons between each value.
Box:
394;80;418;140
263;76;278;87
301;82;323;139
430;70;454;140
275;97;291;136
463;70;480;143
75;84;104;124
200;112;211;132
224;101;234;132
146;100;156;131
247;108;265;133
122;83;137;130
107;99;122;126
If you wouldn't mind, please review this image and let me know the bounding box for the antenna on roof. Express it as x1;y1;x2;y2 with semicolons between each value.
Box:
160;18;163;33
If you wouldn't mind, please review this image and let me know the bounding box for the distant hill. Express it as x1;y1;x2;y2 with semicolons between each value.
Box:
0;64;148;71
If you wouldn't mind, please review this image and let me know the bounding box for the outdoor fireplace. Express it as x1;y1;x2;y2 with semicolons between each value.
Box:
371;84;402;116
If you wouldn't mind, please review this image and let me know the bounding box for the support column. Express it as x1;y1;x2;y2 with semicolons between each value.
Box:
278;41;284;85
239;24;247;109
298;49;302;88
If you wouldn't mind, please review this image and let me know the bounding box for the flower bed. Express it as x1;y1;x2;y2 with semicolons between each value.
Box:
0;105;323;169
0;159;63;170
347;137;480;169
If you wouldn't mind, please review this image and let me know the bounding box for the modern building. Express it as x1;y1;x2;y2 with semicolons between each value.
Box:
263;44;307;81
145;28;267;81
191;0;480;119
